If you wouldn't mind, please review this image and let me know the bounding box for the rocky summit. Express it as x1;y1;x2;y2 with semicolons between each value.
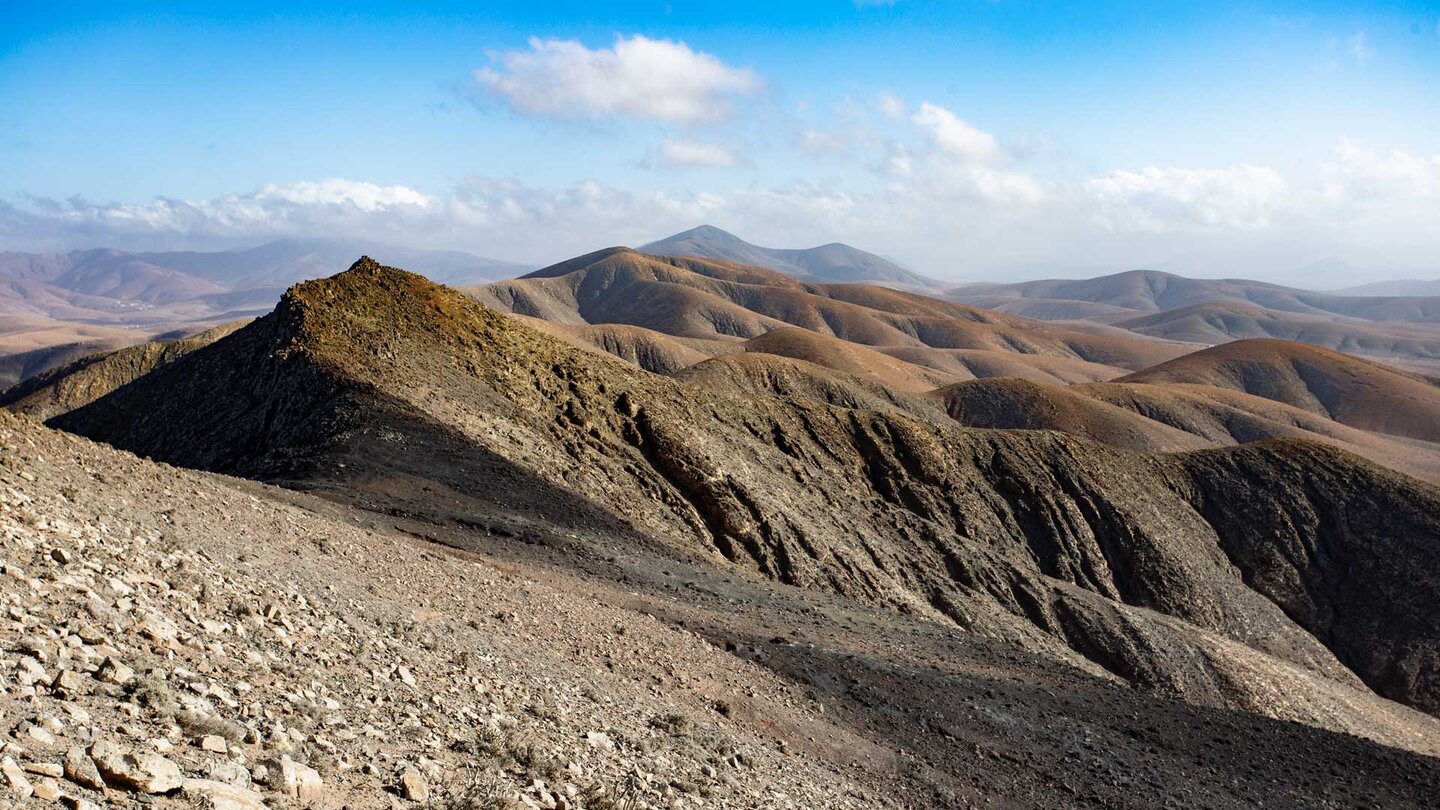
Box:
4;257;1440;808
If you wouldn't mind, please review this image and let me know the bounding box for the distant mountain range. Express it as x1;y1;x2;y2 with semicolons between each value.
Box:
1336;279;1440;297
0;238;532;311
639;225;943;288
949;268;1440;371
0;238;534;384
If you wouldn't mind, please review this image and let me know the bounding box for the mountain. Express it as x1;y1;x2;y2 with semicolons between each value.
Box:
1338;278;1440;297
0;239;534;385
937;377;1440;484
639;225;941;288
0;314;206;387
954;269;1440;367
133;237;534;289
1112;302;1440;361
0;239;532;302
949;268;1440;320
45;260;1440;734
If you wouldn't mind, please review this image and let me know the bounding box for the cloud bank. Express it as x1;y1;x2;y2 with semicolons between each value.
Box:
6;95;1439;284
475;35;759;124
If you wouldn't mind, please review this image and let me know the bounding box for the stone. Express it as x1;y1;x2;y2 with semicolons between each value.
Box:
32;776;62;801
96;657;134;685
16;656;47;686
62;797;102;810
64;745;106;790
26;724;57;746
89;740;183;793
137;613;179;645
53;668;89;695
399;765;429;801
24;762;64;778
74;623;107;645
181;778;268;810
396;665;417;686
1;756;34;798
200;734;229;753
278;757;324;802
206;760;251;786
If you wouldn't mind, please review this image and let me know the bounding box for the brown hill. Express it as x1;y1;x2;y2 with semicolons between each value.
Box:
737;327;953;392
1120;338;1440;442
953;269;1440;366
0;320;247;420
674;352;933;416
878;345;1130;384
936;377;1440;484
935;378;1209;453
512;316;729;374
49;259;1440;746
472;248;1191;374
954;269;1440;322
1115;302;1440;360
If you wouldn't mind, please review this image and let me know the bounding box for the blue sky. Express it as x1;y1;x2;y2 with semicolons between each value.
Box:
3;1;1440;282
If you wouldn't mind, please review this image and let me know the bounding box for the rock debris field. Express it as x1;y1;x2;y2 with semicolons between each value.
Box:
0;412;880;809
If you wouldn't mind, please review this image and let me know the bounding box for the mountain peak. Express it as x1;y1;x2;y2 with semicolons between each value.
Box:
639;227;940;288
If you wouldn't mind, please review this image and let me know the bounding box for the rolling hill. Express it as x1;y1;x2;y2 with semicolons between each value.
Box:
472;248;1194;379
1119;339;1440;442
951;269;1440;322
953;268;1440;367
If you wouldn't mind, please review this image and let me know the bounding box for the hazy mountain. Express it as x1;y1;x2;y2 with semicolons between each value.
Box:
0;239;534;383
134;237;534;289
951;269;1440;368
1337;279;1440;297
953;269;1440;321
640;225;942;288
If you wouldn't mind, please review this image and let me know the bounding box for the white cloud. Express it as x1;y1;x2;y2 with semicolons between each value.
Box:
911;102;1002;163
474;35;759;124
1083;165;1287;232
0;180;439;251
1324;138;1440;203
887;102;1047;206
876;93;906;120
254;179;433;211
650;138;747;168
